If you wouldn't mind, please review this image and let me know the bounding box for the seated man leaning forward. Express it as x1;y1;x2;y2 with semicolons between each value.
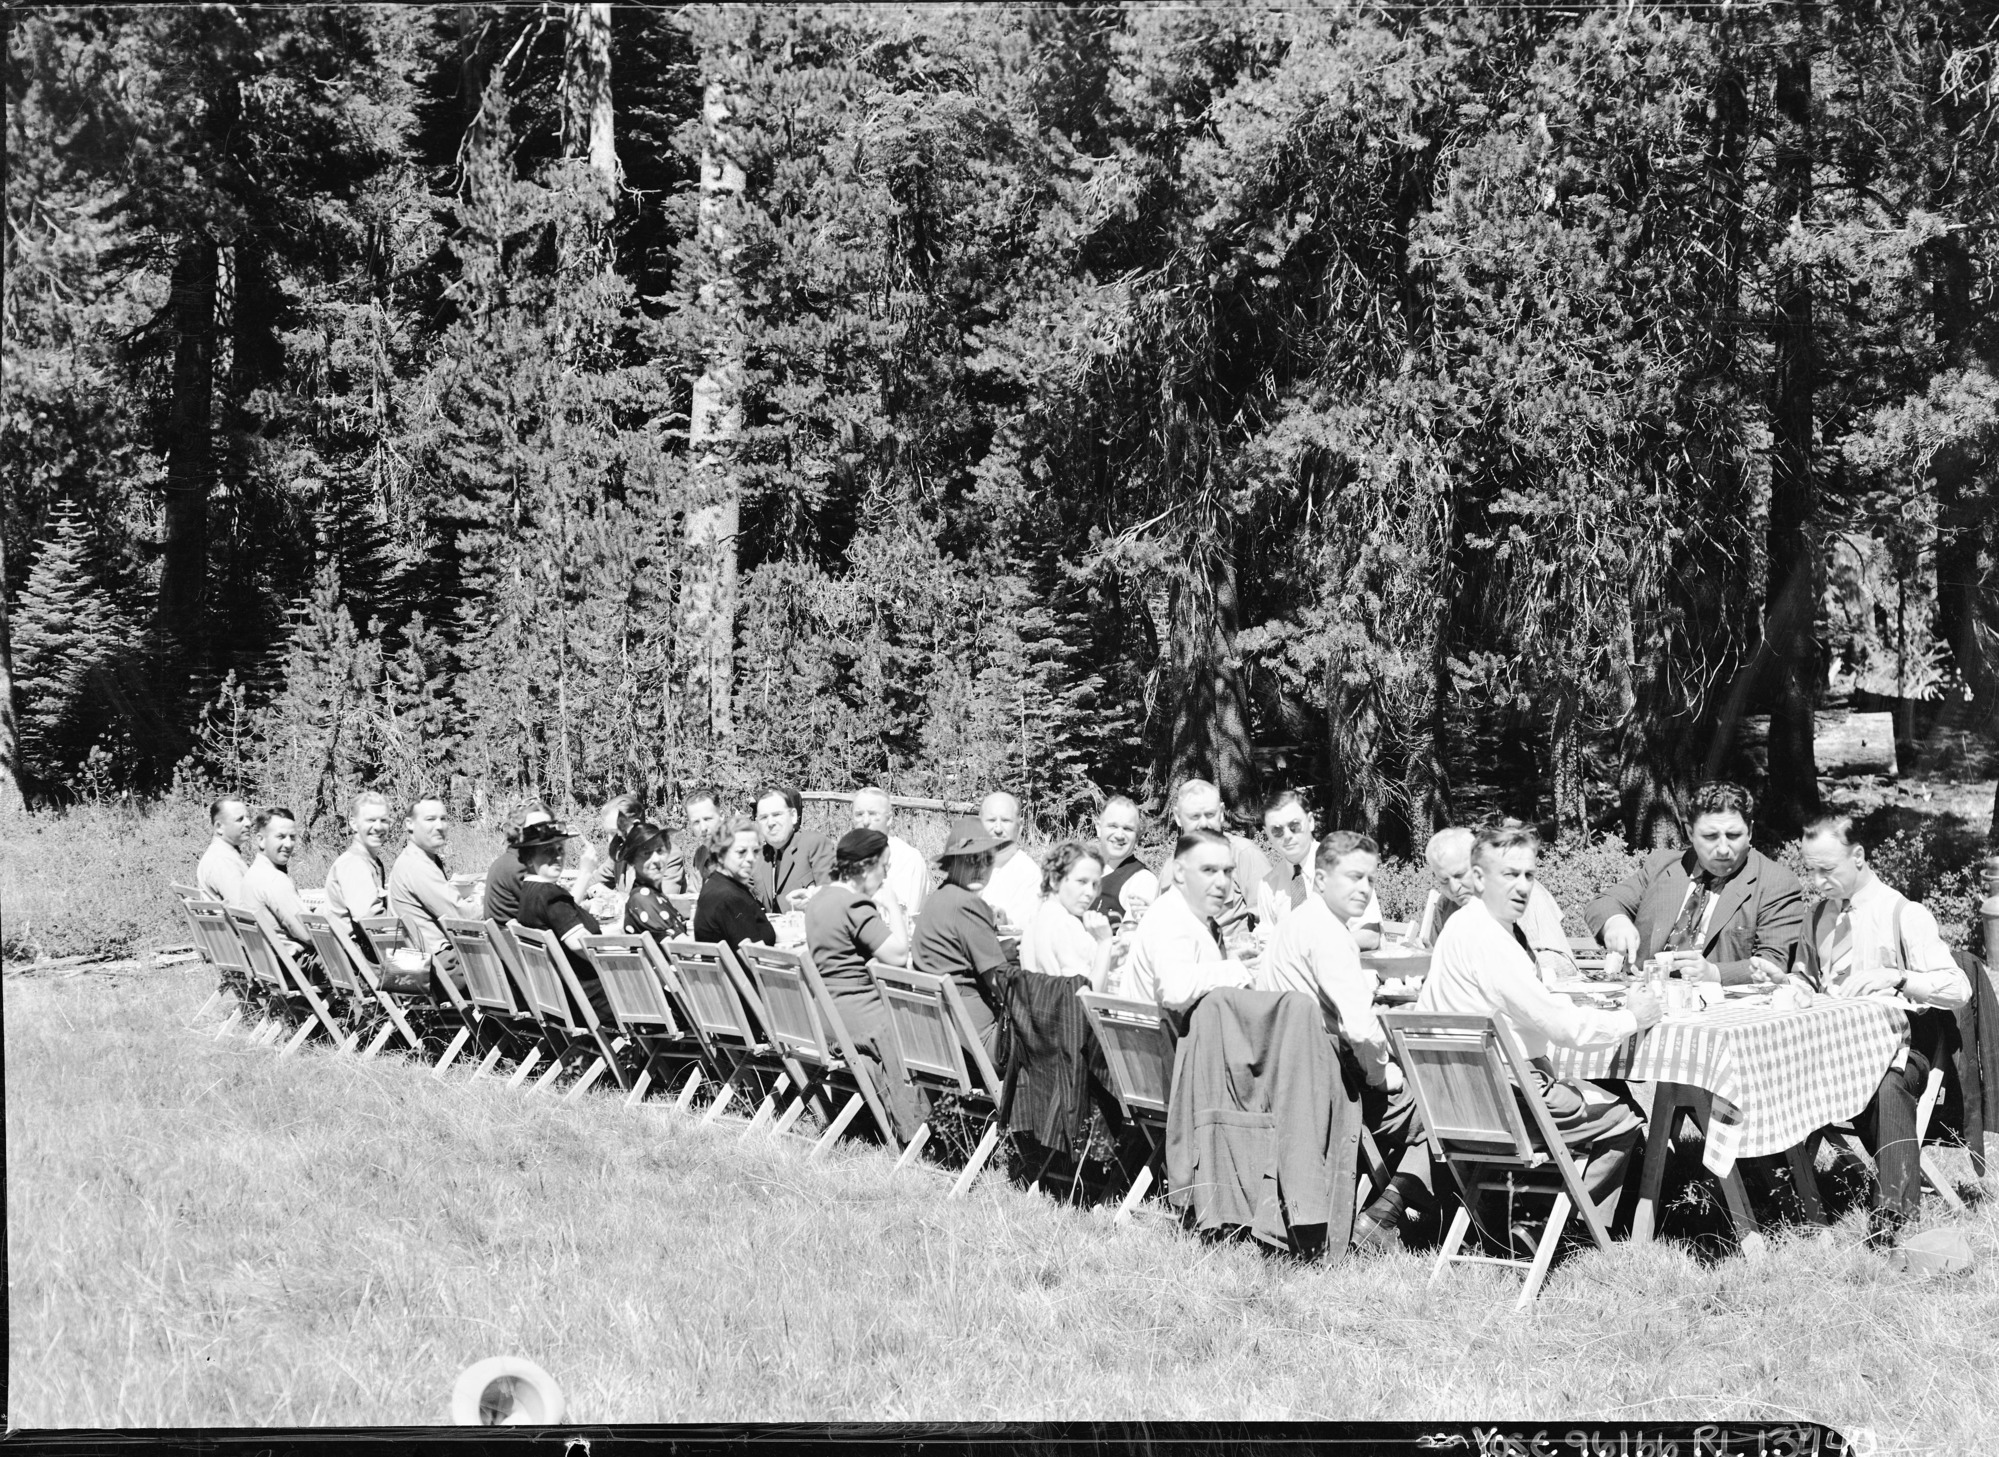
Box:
386;793;481;985
1258;829;1431;1252
1158;779;1272;939
976;790;1042;935
196;794;253;906
1124;829;1257;1014
1790;814;1972;1253
241;805;317;965
1257;788;1384;945
1409;826;1575;982
324;790;391;944
752;782;836;915
1416;823;1663;1226
1586;779;1803;986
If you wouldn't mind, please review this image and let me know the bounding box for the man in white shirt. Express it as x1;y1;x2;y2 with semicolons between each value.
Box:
196;796;252;905
1407;826;1575;981
1159;779;1271;939
1416;824;1663;1226
977;790;1041;933
1256;788;1384;945
1124;829;1256;1011
387;795;482;974
241;807;316;964
1793;814;1971;1247
324;790;391;943
1259;829;1429;1250
853;786;929;935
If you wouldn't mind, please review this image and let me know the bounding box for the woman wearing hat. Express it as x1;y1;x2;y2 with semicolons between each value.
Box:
513;820;611;1021
618;820;690;945
802;828;921;1138
909;818;1011;1054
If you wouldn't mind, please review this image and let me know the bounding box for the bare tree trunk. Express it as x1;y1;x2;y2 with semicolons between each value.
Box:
157;235;220;671
0;526;25;813
1164;532;1257;820
1760;12;1822;836
683;80;745;751
561;3;618;185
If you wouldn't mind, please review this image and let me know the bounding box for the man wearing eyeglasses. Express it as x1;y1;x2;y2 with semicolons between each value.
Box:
1256;789;1384;948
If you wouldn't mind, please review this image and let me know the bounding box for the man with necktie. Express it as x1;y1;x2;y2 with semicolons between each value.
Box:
1584;781;1804;985
1124;829;1258;1012
1790;814;1971;1248
1256;788;1385;946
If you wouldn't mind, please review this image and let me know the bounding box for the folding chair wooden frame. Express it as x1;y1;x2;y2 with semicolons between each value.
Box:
355;915;480;1077
508;925;634;1101
223;907;354;1059
180;898;258;1036
578;934;718;1112
1807;1065;1966;1216
734;944;902;1160
440;918;566;1087
663;939;804;1132
301;912;428;1061
868;961;1005;1193
1075;992;1178;1223
1380;1010;1611;1312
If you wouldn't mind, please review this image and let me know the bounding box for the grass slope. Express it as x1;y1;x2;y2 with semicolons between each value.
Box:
6;965;1997;1447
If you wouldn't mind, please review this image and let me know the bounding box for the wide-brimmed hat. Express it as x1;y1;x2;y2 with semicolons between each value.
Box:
514;820;579;851
940;819;1000;858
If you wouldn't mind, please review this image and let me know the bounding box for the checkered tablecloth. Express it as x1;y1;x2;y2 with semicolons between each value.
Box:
1548;998;1908;1176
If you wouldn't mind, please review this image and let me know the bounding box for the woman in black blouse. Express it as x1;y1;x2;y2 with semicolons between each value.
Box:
620;820;689;946
692;816;776;952
512;821;611;1021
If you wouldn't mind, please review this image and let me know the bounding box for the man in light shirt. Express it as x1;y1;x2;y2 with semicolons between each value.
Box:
1416;824;1663;1225
196;796;252;905
324;790;391;943
387;794;481;977
1257;788;1384;945
1259;829;1429;1251
1160;779;1271;938
1124;829;1256;1012
853;786;929;935
977;790;1041;933
1792;814;1972;1248
1407;826;1575;981
241;806;316;963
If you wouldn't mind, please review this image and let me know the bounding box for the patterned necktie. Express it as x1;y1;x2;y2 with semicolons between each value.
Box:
1665;872;1713;951
1820;903;1854;981
1207;917;1225;950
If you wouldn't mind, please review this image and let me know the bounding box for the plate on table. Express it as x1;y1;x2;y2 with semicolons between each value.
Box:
1362;950;1430;979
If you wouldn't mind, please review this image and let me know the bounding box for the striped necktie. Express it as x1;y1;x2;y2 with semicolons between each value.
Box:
1665;872;1714;951
1820;902;1854;982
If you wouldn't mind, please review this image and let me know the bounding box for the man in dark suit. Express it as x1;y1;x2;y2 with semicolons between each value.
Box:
1584;781;1804;986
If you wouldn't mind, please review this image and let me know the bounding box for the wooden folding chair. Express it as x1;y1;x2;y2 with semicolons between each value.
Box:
1807;1066;1965;1216
1380;1010;1611;1312
868;961;1006;1193
223;907;354;1059
1076;993;1178;1223
300;912;429;1062
180;898;257;1034
733;945;903;1159
509;926;634;1100
355;915;480;1078
170;881;201;902
440;918;563;1086
578;934;716;1111
663;939;803;1131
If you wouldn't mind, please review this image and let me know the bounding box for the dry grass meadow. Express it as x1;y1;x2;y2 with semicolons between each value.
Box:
6;958;1997;1448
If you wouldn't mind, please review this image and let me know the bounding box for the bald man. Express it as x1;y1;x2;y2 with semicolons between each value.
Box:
977;790;1041;933
1407;826;1575;981
1158;779;1272;936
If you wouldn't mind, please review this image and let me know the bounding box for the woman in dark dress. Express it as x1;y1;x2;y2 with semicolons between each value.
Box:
619;820;689;947
692;817;776;952
802;828;920;1137
908;818;1010;1054
512;821;611;1022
